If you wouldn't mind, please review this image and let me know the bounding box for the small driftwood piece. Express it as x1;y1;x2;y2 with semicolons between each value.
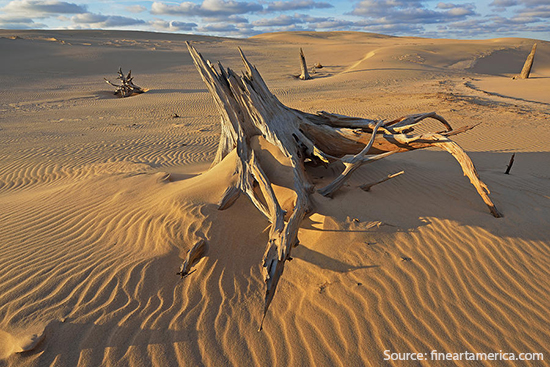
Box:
186;43;502;331
505;153;515;174
520;44;537;79
177;239;207;278
299;48;311;80
360;170;404;191
313;62;323;69
104;67;144;97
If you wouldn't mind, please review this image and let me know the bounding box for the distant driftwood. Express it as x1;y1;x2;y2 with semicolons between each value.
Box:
186;42;502;331
104;68;144;97
520;44;537;79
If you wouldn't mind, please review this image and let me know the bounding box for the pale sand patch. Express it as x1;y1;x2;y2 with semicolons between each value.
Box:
0;30;549;366
467;76;550;104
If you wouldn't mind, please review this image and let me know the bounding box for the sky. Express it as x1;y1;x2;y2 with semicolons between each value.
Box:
0;0;549;40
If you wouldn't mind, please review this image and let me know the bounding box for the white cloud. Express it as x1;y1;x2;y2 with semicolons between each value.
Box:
265;0;333;12
0;14;46;28
149;19;197;31
312;19;355;29
2;0;86;14
0;0;547;40
515;3;550;18
251;13;346;29
447;6;476;16
194;19;260;36
151;0;262;17
202;14;249;23
197;23;239;32
252;14;297;26
349;0;478;37
71;12;146;27
126;5;147;13
489;0;519;7
352;0;476;22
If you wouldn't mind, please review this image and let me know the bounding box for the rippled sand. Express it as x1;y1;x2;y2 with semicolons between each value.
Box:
1;30;549;366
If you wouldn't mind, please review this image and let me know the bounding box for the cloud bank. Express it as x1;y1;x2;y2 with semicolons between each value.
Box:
0;0;548;39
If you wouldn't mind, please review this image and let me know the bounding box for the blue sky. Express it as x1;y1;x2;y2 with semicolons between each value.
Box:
0;0;549;40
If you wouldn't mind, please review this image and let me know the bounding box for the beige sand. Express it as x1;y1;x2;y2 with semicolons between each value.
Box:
0;30;549;366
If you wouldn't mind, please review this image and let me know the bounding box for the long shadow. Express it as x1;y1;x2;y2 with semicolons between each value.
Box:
244;145;550;242
145;88;207;94
303;150;550;241
293;245;379;272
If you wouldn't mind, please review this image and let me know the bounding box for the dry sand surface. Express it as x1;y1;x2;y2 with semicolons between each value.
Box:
0;30;549;366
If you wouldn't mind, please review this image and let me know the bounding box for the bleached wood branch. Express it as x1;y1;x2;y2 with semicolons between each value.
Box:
360;171;404;191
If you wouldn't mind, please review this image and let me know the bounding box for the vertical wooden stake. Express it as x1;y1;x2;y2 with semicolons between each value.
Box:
299;48;311;80
520;44;537;79
505;153;515;174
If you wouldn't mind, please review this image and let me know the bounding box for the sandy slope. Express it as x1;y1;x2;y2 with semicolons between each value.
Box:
0;30;549;366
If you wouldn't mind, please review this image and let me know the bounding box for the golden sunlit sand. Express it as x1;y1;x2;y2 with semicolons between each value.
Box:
0;30;549;366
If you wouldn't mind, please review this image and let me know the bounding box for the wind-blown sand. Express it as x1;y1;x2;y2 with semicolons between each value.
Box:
0;30;549;366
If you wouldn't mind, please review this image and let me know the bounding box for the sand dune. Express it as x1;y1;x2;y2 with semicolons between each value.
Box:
0;30;549;366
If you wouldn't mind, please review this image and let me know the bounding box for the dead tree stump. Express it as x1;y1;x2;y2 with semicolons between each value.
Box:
186;43;502;330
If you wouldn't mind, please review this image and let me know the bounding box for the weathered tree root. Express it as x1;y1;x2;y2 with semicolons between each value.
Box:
186;43;502;330
104;67;144;97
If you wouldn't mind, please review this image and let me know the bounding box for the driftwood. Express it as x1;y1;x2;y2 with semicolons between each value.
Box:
177;239;207;278
299;48;311;80
104;68;144;97
186;43;502;330
360;171;404;191
520;44;537;79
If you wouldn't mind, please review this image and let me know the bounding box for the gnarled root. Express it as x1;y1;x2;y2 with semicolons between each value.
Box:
186;43;502;330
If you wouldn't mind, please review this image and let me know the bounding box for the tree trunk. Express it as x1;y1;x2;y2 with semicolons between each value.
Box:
186;43;502;330
520;43;537;79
